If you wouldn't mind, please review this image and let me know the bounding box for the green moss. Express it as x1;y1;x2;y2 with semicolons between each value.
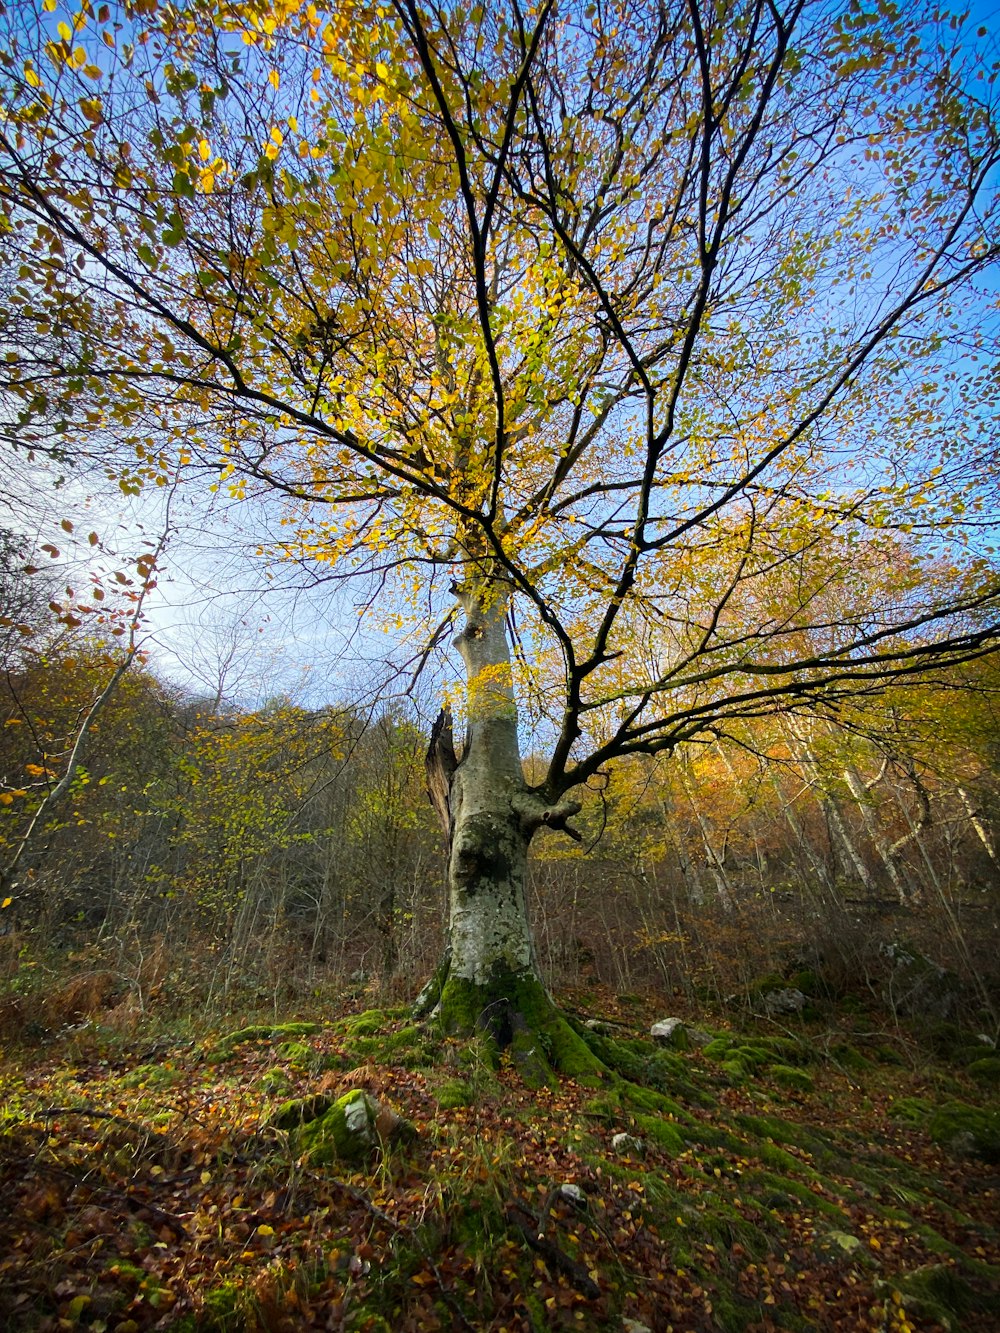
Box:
259;1067;293;1095
828;1043;873;1072
201;1279;244;1330
754;1140;805;1173
120;1063;183;1089
277;1039;314;1064
580;1030;715;1105
700;1199;774;1257
106;1259;146;1284
632;1112;685;1153
578;1031;648;1080
888;1096;933;1126
582;1090;623;1121
703;1037;734;1060
412;953;452;1017
927;1100;1000;1163
271;1093;334;1130
757;1036;814;1066
434;1079;475;1109
873;1043;906;1066
789;969;823;997
205;1021;322;1062
733;1113;820;1154
296;1089;415;1164
875;1264;989;1331
770;1064;814;1093
339;1009;389;1038
747;973;785;998
712;1291;766;1332
456;1034;498;1073
733;1045;773;1072
967;1057;1000;1085
621;1081;692;1124
437;971;606;1084
743;1170;846;1221
345;1022;437;1068
345;1315;392;1333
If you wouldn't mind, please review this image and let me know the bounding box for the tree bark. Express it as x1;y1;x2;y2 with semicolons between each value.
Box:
417;579;600;1082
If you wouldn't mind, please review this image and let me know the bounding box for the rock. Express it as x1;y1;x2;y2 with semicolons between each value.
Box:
611;1132;645;1155
976;1033;997;1048
650;1017;713;1047
623;1321;653;1333
297;1089;416;1164
270;1093;335;1129
880;942;963;1020
927;1099;1000;1164
759;988;807;1016
558;1183;587;1208
650;1018;688;1047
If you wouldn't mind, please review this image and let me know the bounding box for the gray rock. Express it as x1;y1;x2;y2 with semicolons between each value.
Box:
881;942;963;1019
611;1132;645;1155
650;1017;687;1046
760;987;807;1016
649;1017;714;1048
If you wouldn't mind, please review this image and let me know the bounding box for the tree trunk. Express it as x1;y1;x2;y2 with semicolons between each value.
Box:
417;580;601;1083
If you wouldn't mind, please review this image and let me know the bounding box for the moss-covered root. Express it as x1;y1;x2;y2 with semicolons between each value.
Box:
411;949;452;1019
436;970;606;1087
297;1090;417;1164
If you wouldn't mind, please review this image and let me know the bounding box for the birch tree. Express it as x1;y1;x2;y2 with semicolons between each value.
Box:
2;0;999;1065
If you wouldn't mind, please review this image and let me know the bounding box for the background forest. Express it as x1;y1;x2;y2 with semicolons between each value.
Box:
3;522;997;1033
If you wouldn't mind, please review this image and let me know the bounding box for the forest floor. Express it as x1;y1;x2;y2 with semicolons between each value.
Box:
0;983;998;1333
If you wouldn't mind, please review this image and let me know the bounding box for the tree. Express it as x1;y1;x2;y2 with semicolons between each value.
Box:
2;0;999;1065
0;516;169;909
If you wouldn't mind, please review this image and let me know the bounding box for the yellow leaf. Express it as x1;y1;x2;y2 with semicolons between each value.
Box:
198;138;211;161
376;61;389;80
1;898;12;909
269;68;280;90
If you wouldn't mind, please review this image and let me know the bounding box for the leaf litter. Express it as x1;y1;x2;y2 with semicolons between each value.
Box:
0;1000;998;1332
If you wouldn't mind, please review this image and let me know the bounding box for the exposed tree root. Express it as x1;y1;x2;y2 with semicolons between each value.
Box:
413;956;607;1086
